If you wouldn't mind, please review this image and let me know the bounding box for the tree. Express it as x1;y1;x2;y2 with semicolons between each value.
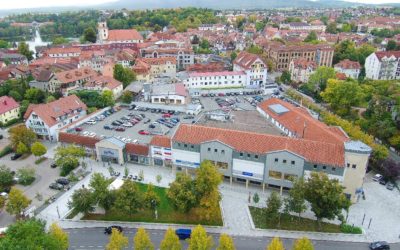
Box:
133;228;154;250
52;36;69;45
68;188;95;214
253;193;260;204
9;125;36;150
265;192;281;223
0;219;59;249
144;183;160;210
292;237;314;250
16;142;29;155
247;45;263;55
380;159;400;181
114;64;136;88
24;87;46;104
31;142;47;159
121;91;133;104
54;145;85;176
307;66;336;92
83;27;97;43
321;79;364;116
17;167;36;185
197;189;220;221
0;40;9;49
6;187;31;219
304;172;350;228
195;160;222;199
280;70;291;85
160;228;182;250
106;228;129;250
0;196;5;211
304;31;318;43
89;173;114;210
386;40;398;51
46;95;56;103
0;165;13;190
100;90;115;107
114;180;143;215
167;172;197;213
217;234;235;250
18;41;33;61
284;178;306;220
230;51;237;62
49;223;69;250
326;22;337;34
266;237;284;250
188;225;214;250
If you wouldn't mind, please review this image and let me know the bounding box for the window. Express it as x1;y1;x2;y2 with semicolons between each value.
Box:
332;167;336;171
221;150;225;154
284;174;297;182
215;161;228;170
191;145;194;149
283;159;287;164
214;149;218;153
352;164;356;169
178;143;181;147
322;166;326;170
184;144;187;148
247;154;250;157
274;158;278;162
255;155;259;159
313;165;317;169
291;160;295;165
347;163;350;168
240;152;243;157
208;148;211;152
269;171;282;180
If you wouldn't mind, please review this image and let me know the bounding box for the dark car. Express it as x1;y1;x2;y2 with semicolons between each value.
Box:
149;124;156;129
115;127;125;132
104;125;113;130
11;154;22;160
51;163;57;168
386;183;395;190
56;178;70;185
175;229;191;240
49;183;64;190
379;178;388;185
369;241;390;250
104;226;123;234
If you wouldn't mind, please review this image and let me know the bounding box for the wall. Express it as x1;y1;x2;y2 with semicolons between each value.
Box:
200;141;233;177
343;151;370;202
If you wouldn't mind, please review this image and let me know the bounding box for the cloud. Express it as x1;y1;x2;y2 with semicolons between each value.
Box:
0;0;118;10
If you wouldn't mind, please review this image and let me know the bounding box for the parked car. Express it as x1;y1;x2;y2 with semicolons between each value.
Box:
175;229;191;240
386;183;395;190
85;120;96;125
49;183;64;190
104;125;113;130
369;241;390;250
144;118;151;124
183;115;195;119
149;124;156;129
11;154;22;160
115;127;125;132
122;122;133;127
51;163;57;168
56;178;70;185
75;127;83;132
104;226;123;234
138;130;150;135
372;174;383;182
379;178;388;185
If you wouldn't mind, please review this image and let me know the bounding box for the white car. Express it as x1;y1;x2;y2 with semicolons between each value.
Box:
372;174;383;182
122;122;133;127
82;131;89;136
85;120;96;125
88;132;96;137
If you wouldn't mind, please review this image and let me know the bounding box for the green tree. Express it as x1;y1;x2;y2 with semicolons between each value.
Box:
24;88;46;104
133;228;154;250
83;27;97;43
265;192;281;223
16;167;35;185
68;188;95;214
292;237;314;250
113;64;136;88
49;223;69;250
0;219;59;249
253;193;260;204
52;36;69;45
280;70;291;85
106;228;129;250
0;165;13;191
9;90;23;101
89;173;113;210
304;31;318;43
266;237;284;250
100;90;115;107
31;141;47;159
341;23;352;33
326;22;337;34
160;228;182;250
247;45;263;55
114;180;143;215
6;187;31;219
16;142;29;155
9;125;36;150
195;160;222;199
0;40;9;48
46;95;56;103
121;91;133;104
386;40;398;51
144;183;160;210
304;172;350;228
217;234;235;250
188;225;214;250
167;172;197;213
284;178;306;220
18;41;33;61
307;66;336;92
0;196;6;211
54;145;85;176
230;51;238;62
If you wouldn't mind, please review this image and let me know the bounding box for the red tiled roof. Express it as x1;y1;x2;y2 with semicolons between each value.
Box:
126;143;149;156
375;51;400;61
334;59;361;70
58;132;99;148
258;98;349;145
189;71;245;77
291;57;317;70
142;57;176;65
24;95;87;127
86;75;122;90
55;67;97;84
173;124;345;167
0;96;19;115
233;51;263;70
150;136;171;148
336;72;347;80
107;29;143;42
45;47;81;55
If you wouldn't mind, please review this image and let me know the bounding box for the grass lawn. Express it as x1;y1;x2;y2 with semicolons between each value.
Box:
82;182;223;226
249;206;342;233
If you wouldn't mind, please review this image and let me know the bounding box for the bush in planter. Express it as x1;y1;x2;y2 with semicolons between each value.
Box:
340;224;362;234
60;159;79;177
17;167;36;186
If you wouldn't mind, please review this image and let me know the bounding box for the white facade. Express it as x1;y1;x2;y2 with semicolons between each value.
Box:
365;52;400;80
172;148;200;168
151;94;186;105
232;158;264;181
48;51;80;58
334;66;360;79
184;72;246;89
233;58;268;88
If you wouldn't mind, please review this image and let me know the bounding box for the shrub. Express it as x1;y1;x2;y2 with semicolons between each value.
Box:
0;145;13;158
340;224;362;234
17;167;36;186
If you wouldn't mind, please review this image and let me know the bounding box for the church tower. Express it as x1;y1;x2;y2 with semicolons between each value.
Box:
97;21;108;43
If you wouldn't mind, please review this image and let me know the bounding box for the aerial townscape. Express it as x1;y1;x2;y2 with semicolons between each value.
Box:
0;0;399;249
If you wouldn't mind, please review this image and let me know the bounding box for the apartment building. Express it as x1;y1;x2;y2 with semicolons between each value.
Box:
184;71;246;89
280;21;326;32
133;57;177;81
24;95;87;141
233;51;268;89
44;47;82;58
140;45;194;71
365;51;400;80
289;57;317;83
265;43;334;71
334;59;361;79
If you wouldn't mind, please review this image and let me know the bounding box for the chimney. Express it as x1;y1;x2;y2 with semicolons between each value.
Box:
3;100;7;105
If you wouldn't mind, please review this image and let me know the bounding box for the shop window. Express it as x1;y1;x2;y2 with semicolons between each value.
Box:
240;152;243;157
352;164;357;169
184;144;187;148
247;154;250;157
332;167;336;171
191;145;194;149
284;174;297;182
154;158;163;166
322;166;326;170
269;171;282;180
255;155;259;159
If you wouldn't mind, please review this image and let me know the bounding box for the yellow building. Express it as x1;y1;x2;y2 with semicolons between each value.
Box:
0;96;20;125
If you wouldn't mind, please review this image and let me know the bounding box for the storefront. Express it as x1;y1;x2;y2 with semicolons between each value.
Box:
96;137;126;165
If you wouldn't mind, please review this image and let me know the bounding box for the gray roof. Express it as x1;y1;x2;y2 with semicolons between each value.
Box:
104;137;126;148
125;81;144;93
344;141;372;154
268;104;289;115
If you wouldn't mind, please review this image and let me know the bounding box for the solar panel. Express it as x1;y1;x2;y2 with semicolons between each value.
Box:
268;104;289;115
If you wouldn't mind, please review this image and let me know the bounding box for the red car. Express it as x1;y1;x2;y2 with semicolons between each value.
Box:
115;127;125;132
138;130;150;135
162;113;171;118
75;127;83;132
218;93;225;96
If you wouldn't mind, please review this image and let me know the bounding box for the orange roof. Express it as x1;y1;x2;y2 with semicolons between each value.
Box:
291;57;317;70
24;95;87;127
142;57;176;65
0;96;19;114
55;67;97;84
334;59;361;70
58;132;99;148
126;143;149;156
258;98;349;145
86;75;122;90
173;124;345;167
107;29;143;42
150;136;171;148
234;51;263;70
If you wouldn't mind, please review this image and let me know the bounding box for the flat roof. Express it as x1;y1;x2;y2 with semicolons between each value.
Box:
268;104;289;115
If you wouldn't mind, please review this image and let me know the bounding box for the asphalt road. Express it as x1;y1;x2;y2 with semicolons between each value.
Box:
66;228;393;250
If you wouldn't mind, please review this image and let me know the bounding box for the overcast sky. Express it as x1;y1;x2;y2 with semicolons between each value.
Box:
0;0;399;10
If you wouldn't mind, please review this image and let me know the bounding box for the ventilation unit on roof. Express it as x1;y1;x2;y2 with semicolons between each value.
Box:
268;104;289;115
